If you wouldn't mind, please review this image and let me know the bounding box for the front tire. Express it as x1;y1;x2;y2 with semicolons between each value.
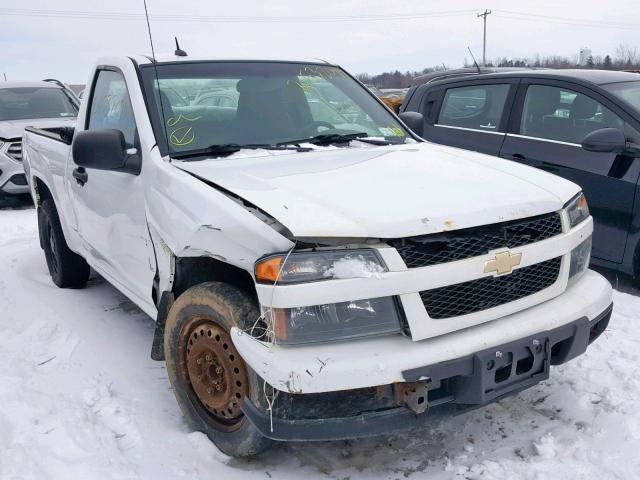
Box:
38;199;90;288
164;282;272;457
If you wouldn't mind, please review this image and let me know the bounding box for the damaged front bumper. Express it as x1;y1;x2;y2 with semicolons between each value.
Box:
232;269;611;394
239;301;612;441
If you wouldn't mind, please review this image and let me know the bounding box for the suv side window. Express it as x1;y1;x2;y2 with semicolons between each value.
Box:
438;84;510;131
87;70;137;147
520;84;624;144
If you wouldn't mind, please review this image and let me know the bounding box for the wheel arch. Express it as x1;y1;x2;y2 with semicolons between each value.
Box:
32;175;54;206
151;253;259;361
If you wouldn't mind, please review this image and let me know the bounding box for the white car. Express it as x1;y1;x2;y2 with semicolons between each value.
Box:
23;54;612;457
0;80;77;198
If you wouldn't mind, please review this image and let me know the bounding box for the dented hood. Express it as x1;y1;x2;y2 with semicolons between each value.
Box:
174;143;580;239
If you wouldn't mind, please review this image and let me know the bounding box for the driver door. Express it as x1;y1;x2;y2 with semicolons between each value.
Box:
68;67;156;308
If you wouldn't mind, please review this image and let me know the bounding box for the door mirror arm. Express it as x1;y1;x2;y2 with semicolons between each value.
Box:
624;141;640;156
122;148;142;175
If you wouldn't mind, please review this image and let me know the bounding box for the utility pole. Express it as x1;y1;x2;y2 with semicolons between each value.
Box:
477;9;492;66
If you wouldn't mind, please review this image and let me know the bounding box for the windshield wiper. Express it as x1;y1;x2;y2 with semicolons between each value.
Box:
277;132;375;146
172;143;312;160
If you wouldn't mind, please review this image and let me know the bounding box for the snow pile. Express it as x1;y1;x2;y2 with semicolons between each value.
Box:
1;206;640;479
324;255;385;279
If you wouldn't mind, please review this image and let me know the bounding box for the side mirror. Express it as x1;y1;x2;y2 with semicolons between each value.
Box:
72;128;140;174
398;111;424;138
581;128;627;154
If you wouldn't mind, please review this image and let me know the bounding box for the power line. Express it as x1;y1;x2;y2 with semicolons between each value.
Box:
493;9;640;29
0;8;477;23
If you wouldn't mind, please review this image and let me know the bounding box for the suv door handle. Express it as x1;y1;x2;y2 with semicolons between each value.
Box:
510;153;527;161
72;167;88;186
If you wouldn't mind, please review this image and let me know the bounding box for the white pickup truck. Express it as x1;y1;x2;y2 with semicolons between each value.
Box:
23;54;613;457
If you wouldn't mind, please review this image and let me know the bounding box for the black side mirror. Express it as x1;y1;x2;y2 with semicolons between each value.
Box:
398;111;424;138
581;128;627;154
72;128;141;174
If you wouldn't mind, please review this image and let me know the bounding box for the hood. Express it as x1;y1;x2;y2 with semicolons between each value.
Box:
0;117;76;140
175;143;581;239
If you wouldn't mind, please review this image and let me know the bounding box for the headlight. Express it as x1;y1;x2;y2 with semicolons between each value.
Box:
568;236;592;285
269;296;403;345
565;192;590;228
255;249;386;284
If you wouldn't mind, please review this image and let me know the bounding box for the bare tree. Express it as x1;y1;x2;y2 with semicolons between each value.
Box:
615;44;639;67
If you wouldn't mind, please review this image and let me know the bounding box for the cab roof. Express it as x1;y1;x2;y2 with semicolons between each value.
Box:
129;53;335;66
423;69;640;88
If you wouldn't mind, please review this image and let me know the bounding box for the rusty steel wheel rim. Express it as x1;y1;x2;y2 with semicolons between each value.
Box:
185;320;249;424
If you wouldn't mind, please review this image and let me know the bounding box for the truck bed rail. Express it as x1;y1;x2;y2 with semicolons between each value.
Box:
24;126;74;145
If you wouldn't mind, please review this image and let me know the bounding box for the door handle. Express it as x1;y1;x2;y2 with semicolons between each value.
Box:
510;153;527;161
72;167;88;186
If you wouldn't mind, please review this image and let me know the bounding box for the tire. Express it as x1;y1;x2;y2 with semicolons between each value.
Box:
38;199;90;288
164;282;272;457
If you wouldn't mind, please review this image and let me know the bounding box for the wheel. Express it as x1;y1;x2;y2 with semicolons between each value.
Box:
164;282;272;457
38;199;90;288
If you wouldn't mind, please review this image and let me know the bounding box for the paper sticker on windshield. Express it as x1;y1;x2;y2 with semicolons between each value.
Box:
379;126;404;137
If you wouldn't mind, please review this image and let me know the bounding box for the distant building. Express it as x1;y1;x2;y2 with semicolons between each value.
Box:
579;48;593;66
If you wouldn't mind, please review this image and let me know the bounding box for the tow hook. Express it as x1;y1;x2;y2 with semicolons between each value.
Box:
395;381;429;415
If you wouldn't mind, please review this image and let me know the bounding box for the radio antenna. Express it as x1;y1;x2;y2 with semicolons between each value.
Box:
174;37;187;57
467;46;482;74
142;0;170;157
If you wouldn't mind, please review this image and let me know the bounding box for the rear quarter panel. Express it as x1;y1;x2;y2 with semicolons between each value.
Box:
23;131;80;251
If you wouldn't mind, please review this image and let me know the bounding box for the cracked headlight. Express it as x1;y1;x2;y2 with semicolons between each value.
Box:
269;296;403;345
255;249;386;284
568;236;592;285
565;192;590;228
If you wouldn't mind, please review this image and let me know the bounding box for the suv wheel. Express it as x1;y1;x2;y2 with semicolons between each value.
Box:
164;282;272;457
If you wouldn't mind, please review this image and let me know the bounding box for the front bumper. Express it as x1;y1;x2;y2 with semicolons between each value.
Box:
232;269;612;394
240;301;612;441
0;149;28;194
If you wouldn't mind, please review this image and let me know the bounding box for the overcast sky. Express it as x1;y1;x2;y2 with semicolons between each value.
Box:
1;0;639;84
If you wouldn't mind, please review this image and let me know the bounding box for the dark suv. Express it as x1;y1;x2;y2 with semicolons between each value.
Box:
400;69;640;279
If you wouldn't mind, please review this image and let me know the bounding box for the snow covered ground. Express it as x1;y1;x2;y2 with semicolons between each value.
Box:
1;203;639;480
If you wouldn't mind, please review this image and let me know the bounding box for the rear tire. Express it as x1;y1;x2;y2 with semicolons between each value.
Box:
164;282;272;457
38;199;90;288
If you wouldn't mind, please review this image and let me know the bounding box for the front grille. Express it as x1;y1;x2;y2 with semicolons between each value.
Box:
390;213;562;269
6;142;22;161
420;257;562;319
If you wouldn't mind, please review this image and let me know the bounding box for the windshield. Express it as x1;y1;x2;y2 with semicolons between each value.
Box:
0;87;78;121
140;62;410;157
603;81;640;113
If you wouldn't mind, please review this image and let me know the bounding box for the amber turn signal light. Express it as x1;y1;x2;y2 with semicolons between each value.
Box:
255;256;283;283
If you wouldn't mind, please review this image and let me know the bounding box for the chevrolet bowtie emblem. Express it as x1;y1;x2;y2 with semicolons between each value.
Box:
484;251;522;276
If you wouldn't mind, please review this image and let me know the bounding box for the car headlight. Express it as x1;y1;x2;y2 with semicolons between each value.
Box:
255;249;386;284
565;192;590;228
268;296;403;345
568;235;592;285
